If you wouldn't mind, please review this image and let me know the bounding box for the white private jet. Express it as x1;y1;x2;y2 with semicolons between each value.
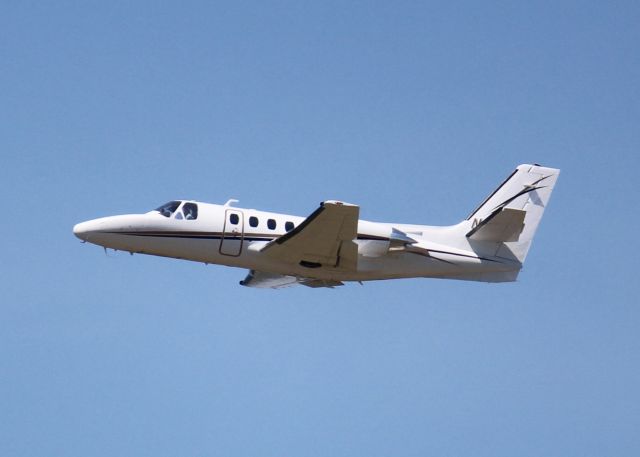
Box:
73;164;559;288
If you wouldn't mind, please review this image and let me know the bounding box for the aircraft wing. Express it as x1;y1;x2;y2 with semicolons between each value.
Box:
240;270;343;289
260;200;360;270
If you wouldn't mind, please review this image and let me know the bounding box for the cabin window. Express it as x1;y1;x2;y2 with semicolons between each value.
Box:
230;213;239;225
182;203;198;220
155;201;181;218
267;219;276;230
285;221;294;232
249;216;259;227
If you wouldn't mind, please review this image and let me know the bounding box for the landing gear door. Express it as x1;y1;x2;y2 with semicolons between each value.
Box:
220;210;244;256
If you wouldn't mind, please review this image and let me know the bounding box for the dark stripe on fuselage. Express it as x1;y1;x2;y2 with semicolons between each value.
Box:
425;248;501;263
407;250;457;265
356;234;390;241
101;230;502;263
103;231;273;242
101;230;391;242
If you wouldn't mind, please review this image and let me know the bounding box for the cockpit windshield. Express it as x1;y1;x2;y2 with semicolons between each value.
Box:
182;202;198;220
153;201;199;220
155;201;181;217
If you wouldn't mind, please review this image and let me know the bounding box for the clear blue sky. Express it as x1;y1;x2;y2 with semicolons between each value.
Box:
2;1;639;456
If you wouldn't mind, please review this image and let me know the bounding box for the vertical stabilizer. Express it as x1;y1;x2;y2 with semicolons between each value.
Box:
466;164;560;263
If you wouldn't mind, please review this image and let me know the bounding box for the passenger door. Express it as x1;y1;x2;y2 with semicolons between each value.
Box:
220;209;244;256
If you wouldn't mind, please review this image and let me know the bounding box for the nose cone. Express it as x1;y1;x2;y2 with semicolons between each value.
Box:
73;220;99;241
73;214;152;246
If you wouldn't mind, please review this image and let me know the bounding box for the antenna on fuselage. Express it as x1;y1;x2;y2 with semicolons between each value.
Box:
224;199;239;207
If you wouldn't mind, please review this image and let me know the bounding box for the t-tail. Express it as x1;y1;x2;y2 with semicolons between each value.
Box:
464;163;560;265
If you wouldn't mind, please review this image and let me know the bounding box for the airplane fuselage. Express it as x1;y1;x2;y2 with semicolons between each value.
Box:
73;200;520;284
74;164;559;288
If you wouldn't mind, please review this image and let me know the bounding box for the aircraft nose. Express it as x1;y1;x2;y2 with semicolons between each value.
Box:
73;221;87;240
73;214;149;244
73;220;99;241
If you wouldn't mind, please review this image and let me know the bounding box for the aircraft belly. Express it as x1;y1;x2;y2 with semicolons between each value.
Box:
91;231;517;283
90;233;244;267
352;251;517;281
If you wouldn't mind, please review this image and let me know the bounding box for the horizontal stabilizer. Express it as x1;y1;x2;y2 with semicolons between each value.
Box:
466;207;526;242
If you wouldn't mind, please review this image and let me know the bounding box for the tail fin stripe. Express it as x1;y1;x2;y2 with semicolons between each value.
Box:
491;183;548;213
466;168;518;220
